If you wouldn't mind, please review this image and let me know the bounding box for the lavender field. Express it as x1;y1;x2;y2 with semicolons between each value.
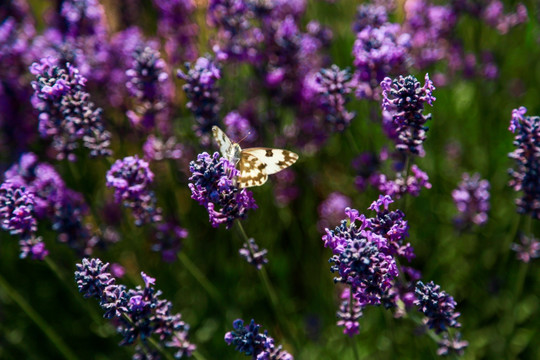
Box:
0;0;539;359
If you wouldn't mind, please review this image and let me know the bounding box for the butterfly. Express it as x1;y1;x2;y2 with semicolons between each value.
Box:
212;126;299;188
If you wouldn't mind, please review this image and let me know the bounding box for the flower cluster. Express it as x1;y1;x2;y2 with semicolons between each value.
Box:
481;1;528;35
414;281;461;334
224;111;256;145
30;57;112;161
452;173;490;229
352;4;388;33
336;287;363;337
314;65;356;132
511;234;540;263
352;20;410;100
4;152;99;257
188;152;257;229
75;258;195;358
322;197;403;306
177;56;222;143
317;192;352;232
151;222;189;263
143;135;184;161
106;155;162;226
126;45;173;131
224;318;293;359
508;107;539;219
381;74;436;157
239;238;268;270
373;164;432;199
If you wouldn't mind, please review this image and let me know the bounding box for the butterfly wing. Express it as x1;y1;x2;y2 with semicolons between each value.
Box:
241;148;299;175
237;151;269;188
212;125;233;159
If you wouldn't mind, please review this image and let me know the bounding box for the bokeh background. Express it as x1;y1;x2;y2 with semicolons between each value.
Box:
0;0;539;359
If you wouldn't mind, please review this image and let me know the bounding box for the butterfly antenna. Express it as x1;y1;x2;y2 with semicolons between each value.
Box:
237;131;252;145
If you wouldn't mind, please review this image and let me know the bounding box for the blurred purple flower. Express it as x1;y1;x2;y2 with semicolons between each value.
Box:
225;318;293;359
106;156;162;226
0;181;37;237
273;168;300;207
224;111;257;144
452;173;490;229
381;73;435;157
482;1;528;35
508;107;539;219
30;57;112;161
414;281;461;334
511;234;540;263
126;46;173;131
314;65;356;132
143;135;184;161
317;192;352;232
188;152;257;229
336;287;363;337
352;4;388;33
437;332;469;356
239;238;268;270
178;56;222;144
151;222;188;262
373;164;432;199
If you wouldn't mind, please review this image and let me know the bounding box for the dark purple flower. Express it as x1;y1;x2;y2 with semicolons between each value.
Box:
352;151;387;192
352;23;411;100
323;206;398;306
177;56;222;144
57;0;108;38
314;65;356;132
381;73;435;157
19;235;49;260
152;0;198;64
437;332;469;356
30;58;112;161
75;258;196;357
508;107;539;219
239;238;268;270
352;4;388;33
511;234;540;263
188;152;257;229
106;156;162;226
225;318;293;359
224;111;257;144
273;169;300;207
336;287;363;337
151;222;188;262
414;281;461;334
452;173;490;229
317;192;352;232
126;46;173;131
0;181;37;237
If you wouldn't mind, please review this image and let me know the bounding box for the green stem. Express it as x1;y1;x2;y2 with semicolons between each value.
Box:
177;252;223;305
402;155;412;213
345;129;362;154
192;350;208;360
349;335;360;360
0;274;79;360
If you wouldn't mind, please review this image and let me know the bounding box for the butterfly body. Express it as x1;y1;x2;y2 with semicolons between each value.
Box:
212;126;299;188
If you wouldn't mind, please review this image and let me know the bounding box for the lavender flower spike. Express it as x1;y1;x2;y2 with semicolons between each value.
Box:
30;57;112;161
225;318;293;359
508;107;539;219
452;173;490;229
106;156;162;226
381;73;435;157
414;281;461;334
188;152;257;229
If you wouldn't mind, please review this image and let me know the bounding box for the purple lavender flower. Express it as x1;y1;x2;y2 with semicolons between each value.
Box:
452;173;490;229
30;57;112;161
143;135;183;162
381;266;421;316
239;238;268;270
482;1;528;35
352;4;388;33
373;164;432;199
273;169;300;207
336;287;363;337
152;0;198;64
437;332;469;356
75;259;196;357
56;0;108;38
414;281;461;334
126;46;173;131
352;151;387;192
151;222;188;262
106;156;162;226
511;234;540;263
314;65;356;132
508;107;539;219
323;206;398;306
381;73;435;157
317;192;352;232
0;181;37;237
19;235;49;260
352;23;411;100
177;56;222;143
188;152;257;229
224;318;293;359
